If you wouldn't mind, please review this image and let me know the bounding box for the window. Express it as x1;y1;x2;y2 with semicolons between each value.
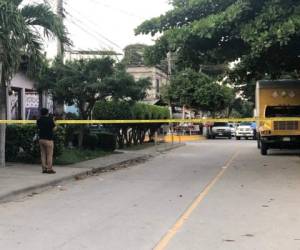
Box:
156;79;160;94
265;106;300;117
213;122;229;127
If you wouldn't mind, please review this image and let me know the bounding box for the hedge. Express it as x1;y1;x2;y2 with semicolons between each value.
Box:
93;101;170;148
5;125;65;162
97;132;117;151
93;101;170;120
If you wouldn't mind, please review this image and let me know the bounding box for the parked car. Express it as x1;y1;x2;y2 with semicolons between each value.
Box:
236;122;256;140
208;122;232;139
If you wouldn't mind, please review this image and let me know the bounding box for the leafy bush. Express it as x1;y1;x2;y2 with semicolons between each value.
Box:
64;112;81;146
5;126;21;161
93;101;170;147
97;132;117;151
5;125;65;162
93;101;132;120
83;134;98;150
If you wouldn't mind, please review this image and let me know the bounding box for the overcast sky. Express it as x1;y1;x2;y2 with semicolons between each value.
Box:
26;0;171;57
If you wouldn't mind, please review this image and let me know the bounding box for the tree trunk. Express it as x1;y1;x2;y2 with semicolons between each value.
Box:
78;125;85;148
78;106;88;148
53;99;64;117
117;130;124;149
0;61;6;167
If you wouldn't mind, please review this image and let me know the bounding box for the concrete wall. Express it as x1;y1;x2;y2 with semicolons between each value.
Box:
126;66;169;101
11;73;35;90
8;73;36;120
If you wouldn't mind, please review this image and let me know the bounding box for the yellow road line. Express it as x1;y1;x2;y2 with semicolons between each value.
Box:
153;150;240;250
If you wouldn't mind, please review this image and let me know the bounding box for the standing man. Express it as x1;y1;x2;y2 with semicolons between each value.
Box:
37;108;56;174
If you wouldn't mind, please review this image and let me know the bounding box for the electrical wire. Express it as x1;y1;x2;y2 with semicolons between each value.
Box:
36;0;123;53
88;0;144;20
65;13;111;50
64;0;122;50
65;11;120;51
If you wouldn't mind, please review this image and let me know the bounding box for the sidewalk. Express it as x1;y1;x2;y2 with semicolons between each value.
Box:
0;143;184;203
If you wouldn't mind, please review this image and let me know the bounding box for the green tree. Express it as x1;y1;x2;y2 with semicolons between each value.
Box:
194;82;235;117
39;58;151;147
229;98;254;118
162;69;234;117
0;0;69;167
136;0;300;99
40;58;150;120
48;58;115;120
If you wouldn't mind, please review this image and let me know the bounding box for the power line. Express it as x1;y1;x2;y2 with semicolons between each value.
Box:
38;0;124;53
88;0;144;20
65;12;112;50
64;0;122;50
65;11;118;50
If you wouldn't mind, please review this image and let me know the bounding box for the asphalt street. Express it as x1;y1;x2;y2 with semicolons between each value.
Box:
0;140;299;250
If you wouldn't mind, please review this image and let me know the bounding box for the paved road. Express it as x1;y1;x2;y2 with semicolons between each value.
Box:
0;140;300;250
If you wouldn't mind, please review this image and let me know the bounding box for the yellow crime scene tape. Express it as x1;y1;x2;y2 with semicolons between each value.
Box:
0;117;300;124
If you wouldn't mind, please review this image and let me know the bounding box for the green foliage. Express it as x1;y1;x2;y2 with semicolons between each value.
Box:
5;125;65;162
0;0;69;166
0;0;69;82
93;101;170;120
54;148;111;165
105;66;151;102
136;0;300;99
64;112;80;146
83;134;98;150
54;126;66;155
97;133;117;152
38;58;151;120
194;82;234;115
93;101;170;148
93;101;132;120
54;57;115;119
230;98;254;118
163;69;234;115
132;103;170;119
37;57;150;149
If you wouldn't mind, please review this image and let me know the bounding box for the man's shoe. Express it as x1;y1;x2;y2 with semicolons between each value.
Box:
42;169;48;174
47;169;56;174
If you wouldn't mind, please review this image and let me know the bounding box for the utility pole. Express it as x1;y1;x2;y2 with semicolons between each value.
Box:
57;0;64;58
167;51;172;76
167;51;173;119
53;0;65;117
0;42;6;167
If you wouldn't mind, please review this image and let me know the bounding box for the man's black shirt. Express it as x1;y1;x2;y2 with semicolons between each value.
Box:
37;116;55;140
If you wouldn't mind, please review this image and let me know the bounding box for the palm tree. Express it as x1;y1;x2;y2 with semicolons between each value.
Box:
0;0;70;167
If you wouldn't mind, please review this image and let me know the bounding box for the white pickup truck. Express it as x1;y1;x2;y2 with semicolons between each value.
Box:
236;122;256;140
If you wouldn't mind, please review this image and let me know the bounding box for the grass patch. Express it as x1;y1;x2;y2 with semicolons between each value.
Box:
54;148;112;165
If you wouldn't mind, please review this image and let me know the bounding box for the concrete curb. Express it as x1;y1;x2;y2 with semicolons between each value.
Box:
0;143;185;204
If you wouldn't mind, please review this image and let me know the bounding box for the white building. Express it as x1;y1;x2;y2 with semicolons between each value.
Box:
7;73;52;120
126;66;169;104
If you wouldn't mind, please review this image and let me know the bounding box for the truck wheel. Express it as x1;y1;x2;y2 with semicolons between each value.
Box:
228;135;232;139
257;139;261;149
236;136;240;140
260;142;268;155
211;135;215;139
